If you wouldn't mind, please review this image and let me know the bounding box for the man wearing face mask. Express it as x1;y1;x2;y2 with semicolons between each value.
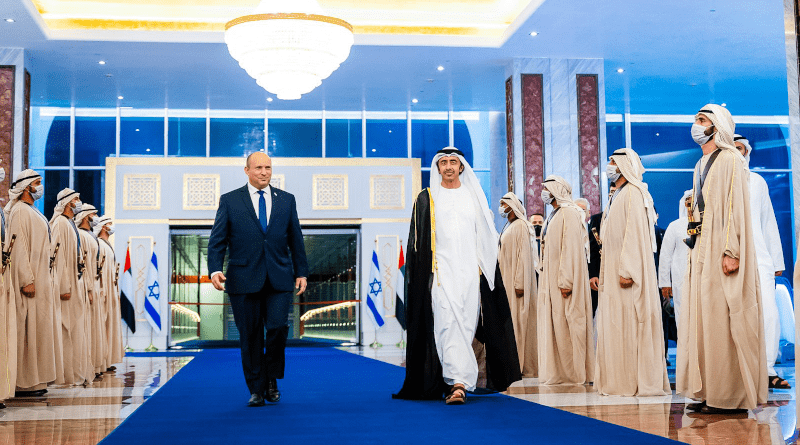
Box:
0;165;16;407
528;213;544;262
94;215;123;372
75;204;106;379
595;149;670;397
733;135;788;389
537;176;594;385
677;105;767;414
498;192;538;377
50;188;91;386
587;182;616;317
5;170;58;396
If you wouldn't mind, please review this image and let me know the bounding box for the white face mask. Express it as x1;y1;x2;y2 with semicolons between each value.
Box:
540;190;554;205
498;205;510;218
89;216;98;228
30;184;44;201
691;123;714;146
606;164;621;183
106;224;115;235
72;200;83;214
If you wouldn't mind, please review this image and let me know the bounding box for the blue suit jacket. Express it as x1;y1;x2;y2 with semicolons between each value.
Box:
207;184;309;295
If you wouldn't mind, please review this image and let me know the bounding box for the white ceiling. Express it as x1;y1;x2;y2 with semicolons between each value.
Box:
3;0;792;115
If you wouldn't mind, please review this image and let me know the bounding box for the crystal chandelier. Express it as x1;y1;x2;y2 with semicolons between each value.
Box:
225;0;354;101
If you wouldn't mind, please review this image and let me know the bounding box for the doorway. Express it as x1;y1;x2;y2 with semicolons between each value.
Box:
168;228;361;347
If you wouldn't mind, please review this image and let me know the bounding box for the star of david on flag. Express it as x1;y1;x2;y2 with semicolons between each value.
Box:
144;251;162;332
365;248;385;327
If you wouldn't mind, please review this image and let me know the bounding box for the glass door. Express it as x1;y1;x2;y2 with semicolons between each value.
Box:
168;228;360;347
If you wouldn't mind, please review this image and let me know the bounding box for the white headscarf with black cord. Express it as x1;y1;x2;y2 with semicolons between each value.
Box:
430;147;500;290
696;104;745;163
607;147;658;253
500;191;538;268
4;169;41;222
541;175;589;261
50;188;80;224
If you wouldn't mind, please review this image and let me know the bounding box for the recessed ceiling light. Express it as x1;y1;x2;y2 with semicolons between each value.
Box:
721;103;727;107
529;31;538;37
616;68;624;73
267;97;273;102
117;95;124;100
437;65;444;71
388;130;392;133
4;18;15;23
145;148;151;152
98;60;106;65
371;149;376;152
135;128;140;132
412;98;418;104
656;133;660;136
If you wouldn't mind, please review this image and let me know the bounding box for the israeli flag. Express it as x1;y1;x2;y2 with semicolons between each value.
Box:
144;252;162;332
365;249;385;327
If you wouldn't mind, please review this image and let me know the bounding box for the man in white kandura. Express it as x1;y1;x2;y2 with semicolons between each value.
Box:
595;148;670;397
734;134;789;390
658;190;692;330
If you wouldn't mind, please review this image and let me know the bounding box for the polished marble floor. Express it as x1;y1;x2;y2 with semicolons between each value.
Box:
0;355;192;444
2;346;794;444
342;345;799;445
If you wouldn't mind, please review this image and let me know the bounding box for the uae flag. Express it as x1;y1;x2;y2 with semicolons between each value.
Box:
120;246;136;333
395;246;406;330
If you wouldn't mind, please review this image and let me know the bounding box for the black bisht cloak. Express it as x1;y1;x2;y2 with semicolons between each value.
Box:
393;189;522;400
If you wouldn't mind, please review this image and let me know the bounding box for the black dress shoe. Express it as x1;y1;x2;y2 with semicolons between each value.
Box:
14;389;47;398
248;393;265;407
0;402;6;409
265;379;281;403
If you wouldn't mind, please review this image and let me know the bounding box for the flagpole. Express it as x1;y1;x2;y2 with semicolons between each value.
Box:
396;330;405;349
144;240;159;352
125;327;133;352
370;326;382;349
369;239;382;349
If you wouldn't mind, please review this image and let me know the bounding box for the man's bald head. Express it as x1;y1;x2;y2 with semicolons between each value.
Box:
245;151;272;189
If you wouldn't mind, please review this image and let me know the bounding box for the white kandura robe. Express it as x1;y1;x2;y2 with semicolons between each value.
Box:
537;205;595;385
595;184;670;396
432;186;481;391
658;218;689;328
78;228;107;375
50;215;90;385
499;218;537;377
0;216;17;401
99;239;124;367
9;203;58;390
748;172;786;376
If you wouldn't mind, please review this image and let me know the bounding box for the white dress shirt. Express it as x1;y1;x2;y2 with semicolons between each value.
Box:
248;182;272;224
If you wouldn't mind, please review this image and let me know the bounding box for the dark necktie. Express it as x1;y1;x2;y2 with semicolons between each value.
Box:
257;190;268;233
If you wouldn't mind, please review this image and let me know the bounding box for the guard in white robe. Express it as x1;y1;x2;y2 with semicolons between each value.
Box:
658;190;692;329
734;135;788;387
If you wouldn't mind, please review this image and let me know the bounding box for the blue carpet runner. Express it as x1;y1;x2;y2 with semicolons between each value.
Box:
101;348;682;444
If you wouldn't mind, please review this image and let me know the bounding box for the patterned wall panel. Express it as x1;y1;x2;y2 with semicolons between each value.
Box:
370;175;405;210
183;173;220;210
270;174;285;190
312;174;348;210
505;76;514;193
522;74;545;217
22;69;30;170
123;174;161;210
577;74;601;212
0;66;13;208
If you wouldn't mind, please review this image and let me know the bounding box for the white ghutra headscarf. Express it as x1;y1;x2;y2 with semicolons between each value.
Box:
542;175;590;261
500;191;538;268
430;147;500;290
608;148;658;253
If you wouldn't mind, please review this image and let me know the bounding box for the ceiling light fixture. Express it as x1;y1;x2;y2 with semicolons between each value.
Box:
437;65;444;71
721;103;727;107
529;31;538;37
98;60;106;65
616;68;624;73
412;98;418;104
267;97;273;102
225;0;354;100
4;18;15;23
117;95;124;100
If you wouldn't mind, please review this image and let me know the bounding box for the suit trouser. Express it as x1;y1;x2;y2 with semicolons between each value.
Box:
229;274;292;395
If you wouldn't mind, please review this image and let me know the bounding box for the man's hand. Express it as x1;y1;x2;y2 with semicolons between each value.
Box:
559;288;572;298
21;283;35;298
619;277;634;289
211;273;226;291
776;271;783;277
722;255;740;276
295;277;307;295
589;277;599;291
515;288;524;298
60;293;71;301
88;291;93;304
661;287;672;299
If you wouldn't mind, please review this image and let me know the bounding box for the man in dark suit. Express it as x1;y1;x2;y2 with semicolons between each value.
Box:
208;151;309;407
